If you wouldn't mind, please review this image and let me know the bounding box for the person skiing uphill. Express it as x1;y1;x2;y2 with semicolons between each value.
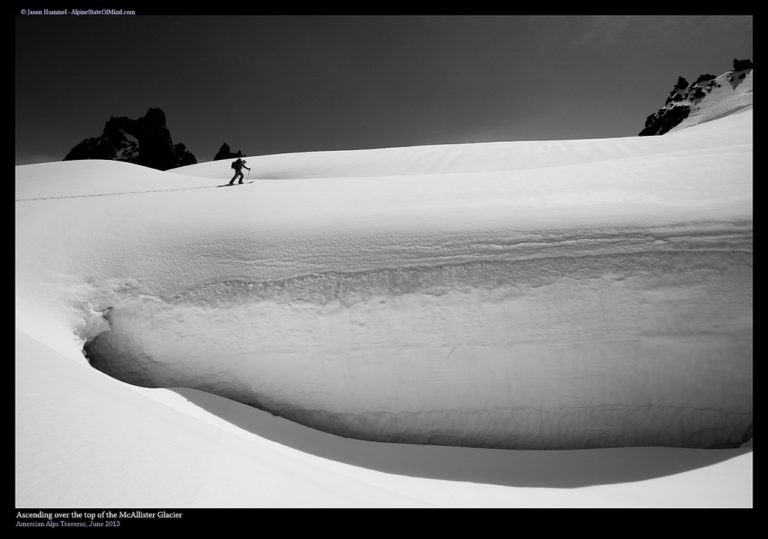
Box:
229;158;250;185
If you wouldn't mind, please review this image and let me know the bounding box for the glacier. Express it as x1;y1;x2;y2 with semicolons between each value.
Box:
16;108;752;453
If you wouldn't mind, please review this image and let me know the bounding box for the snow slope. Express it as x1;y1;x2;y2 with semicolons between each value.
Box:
16;108;752;506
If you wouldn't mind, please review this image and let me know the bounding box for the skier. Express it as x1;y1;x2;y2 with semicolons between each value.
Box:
229;158;251;185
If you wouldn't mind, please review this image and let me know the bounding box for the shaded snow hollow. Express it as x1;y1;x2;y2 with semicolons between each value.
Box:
83;236;751;449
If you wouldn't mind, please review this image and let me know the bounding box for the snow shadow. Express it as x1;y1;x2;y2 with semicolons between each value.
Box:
729;70;750;90
169;387;751;489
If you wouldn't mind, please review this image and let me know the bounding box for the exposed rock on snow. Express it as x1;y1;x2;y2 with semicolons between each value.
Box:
640;105;691;136
639;62;752;136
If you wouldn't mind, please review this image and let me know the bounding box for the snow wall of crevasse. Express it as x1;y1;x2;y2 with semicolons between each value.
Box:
85;226;752;450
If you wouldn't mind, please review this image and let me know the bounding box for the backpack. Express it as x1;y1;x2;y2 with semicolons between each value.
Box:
231;160;238;170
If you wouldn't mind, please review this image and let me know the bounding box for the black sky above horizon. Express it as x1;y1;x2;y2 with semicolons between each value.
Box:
15;14;752;165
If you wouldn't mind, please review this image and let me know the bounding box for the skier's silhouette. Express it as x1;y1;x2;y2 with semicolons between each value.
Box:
229;158;250;185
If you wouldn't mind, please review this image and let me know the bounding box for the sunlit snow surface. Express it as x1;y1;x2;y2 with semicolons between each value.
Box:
16;108;752;506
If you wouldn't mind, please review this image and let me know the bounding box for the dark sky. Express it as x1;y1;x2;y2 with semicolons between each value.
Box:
15;14;752;165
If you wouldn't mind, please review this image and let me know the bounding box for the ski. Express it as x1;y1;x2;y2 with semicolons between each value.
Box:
217;181;255;188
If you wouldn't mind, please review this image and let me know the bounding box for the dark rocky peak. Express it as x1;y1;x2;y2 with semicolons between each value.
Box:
733;58;753;71
64;108;196;170
213;143;245;161
174;143;197;167
639;60;752;136
727;59;753;90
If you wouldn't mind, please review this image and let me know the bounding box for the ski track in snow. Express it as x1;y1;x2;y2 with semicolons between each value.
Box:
15;184;221;202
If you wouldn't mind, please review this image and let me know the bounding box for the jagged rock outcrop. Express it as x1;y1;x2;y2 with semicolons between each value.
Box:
64;108;196;170
213;143;245;161
694;74;716;85
174;143;197;167
639;60;753;136
639;105;692;136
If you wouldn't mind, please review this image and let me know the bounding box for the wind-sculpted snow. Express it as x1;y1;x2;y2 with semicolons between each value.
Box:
17;108;753;475
15;108;754;505
84;223;752;449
